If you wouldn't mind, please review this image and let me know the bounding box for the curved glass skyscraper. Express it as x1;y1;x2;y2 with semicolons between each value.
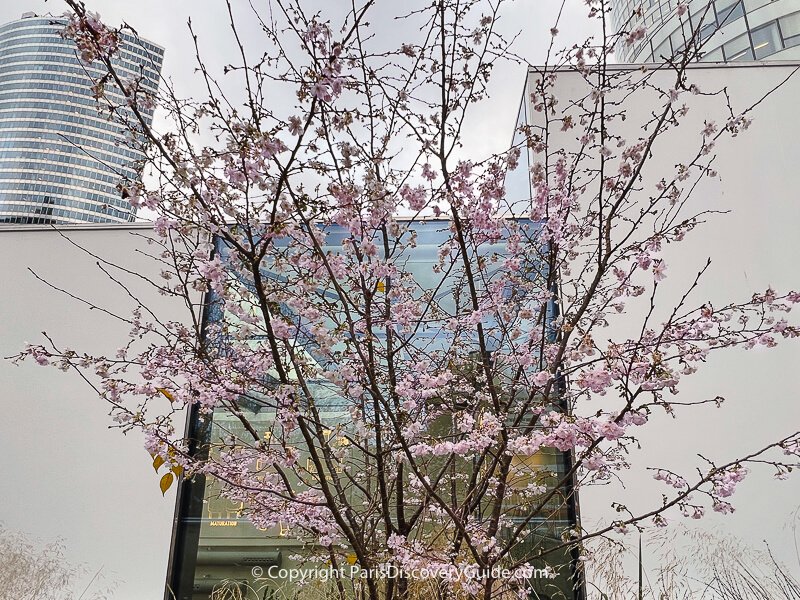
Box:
0;13;163;224
612;0;800;63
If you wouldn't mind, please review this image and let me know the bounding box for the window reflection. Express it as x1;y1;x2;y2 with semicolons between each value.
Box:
715;0;745;26
167;222;580;600
723;33;754;60
751;22;782;59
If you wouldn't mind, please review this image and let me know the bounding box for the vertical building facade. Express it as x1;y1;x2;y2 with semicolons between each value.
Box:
612;0;800;63
518;60;800;594
0;13;163;224
166;222;581;600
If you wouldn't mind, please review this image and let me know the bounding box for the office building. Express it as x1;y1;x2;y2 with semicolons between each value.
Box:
0;13;163;224
165;220;581;600
612;0;800;63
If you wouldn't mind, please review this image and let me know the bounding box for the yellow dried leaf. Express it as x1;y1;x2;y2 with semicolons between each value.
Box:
159;472;174;496
152;455;165;472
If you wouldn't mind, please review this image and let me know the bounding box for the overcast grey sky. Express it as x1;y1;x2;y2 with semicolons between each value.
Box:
0;0;601;162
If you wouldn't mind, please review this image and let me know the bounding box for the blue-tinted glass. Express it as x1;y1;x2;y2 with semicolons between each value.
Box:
165;221;580;599
0;15;162;224
716;0;744;26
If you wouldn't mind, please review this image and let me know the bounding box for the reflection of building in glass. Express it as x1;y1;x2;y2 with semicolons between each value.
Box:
165;221;582;600
612;0;800;63
0;13;163;224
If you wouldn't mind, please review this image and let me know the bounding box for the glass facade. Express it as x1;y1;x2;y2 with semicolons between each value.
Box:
166;222;581;600
0;14;163;225
612;0;800;64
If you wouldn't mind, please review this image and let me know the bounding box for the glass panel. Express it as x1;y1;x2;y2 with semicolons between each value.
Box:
783;35;800;49
751;21;782;59
671;29;687;54
780;12;800;48
505;96;532;208
700;22;718;41
635;38;653;60
743;0;772;11
716;0;745;26
690;8;713;32
654;38;672;59
722;32;753;60
167;222;579;600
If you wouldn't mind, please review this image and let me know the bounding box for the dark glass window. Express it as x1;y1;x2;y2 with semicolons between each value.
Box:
722;33;753;60
715;0;744;26
653;38;672;60
166;222;579;600
671;29;687;54
699;22;718;41
751;21;783;59
780;12;800;48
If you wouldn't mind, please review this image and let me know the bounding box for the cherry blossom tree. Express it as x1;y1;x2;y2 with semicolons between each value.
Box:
13;0;800;599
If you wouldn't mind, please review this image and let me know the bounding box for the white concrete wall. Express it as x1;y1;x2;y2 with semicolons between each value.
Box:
0;224;189;600
528;62;800;577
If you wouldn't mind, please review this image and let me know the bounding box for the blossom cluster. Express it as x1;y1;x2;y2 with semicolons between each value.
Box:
60;10;118;64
